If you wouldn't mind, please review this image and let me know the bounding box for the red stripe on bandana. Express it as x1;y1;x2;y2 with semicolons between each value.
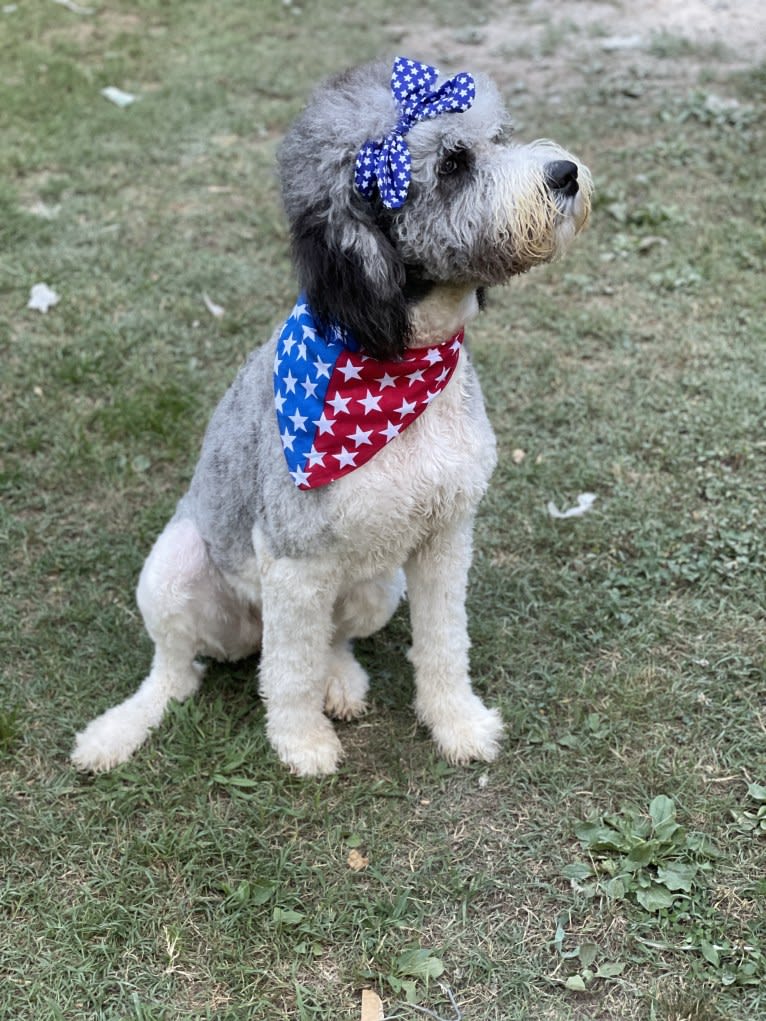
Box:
291;331;464;489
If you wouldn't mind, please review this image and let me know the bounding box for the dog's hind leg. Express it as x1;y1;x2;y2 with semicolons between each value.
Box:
324;569;405;720
71;518;258;772
71;647;205;773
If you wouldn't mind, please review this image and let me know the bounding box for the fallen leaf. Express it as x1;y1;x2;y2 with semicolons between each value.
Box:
637;235;667;254
27;283;60;313
347;849;369;872
360;988;384;1021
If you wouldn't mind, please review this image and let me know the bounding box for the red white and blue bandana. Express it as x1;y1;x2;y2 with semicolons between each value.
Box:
274;297;464;489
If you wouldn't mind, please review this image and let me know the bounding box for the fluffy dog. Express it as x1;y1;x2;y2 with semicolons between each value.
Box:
72;57;591;776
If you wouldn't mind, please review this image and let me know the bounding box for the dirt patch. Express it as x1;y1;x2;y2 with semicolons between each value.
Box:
389;0;766;98
594;0;766;59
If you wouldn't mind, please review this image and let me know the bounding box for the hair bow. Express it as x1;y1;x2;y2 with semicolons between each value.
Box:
354;57;476;210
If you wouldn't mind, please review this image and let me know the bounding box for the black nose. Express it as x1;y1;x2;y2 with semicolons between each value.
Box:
544;159;579;198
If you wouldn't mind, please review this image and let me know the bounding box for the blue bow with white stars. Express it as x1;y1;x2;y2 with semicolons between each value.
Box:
354;56;476;210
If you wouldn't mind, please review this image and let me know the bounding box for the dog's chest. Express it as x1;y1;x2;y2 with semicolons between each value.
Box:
327;353;497;561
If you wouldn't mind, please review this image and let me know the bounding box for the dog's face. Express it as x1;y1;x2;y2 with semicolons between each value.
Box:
391;96;591;285
278;59;592;359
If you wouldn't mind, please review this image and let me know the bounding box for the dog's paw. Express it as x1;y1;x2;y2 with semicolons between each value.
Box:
71;704;151;773
324;650;369;721
419;694;505;765
267;712;344;776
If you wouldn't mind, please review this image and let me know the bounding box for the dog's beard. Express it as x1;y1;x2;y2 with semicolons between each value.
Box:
490;149;592;271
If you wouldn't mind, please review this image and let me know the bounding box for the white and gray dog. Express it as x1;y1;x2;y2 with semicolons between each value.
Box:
72;57;591;776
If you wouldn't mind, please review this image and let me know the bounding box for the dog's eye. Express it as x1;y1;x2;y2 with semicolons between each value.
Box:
439;149;470;177
437;147;473;184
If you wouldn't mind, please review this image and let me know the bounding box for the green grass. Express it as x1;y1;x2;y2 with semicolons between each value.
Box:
1;2;765;1019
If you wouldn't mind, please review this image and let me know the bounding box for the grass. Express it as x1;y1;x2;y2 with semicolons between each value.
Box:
1;1;765;1019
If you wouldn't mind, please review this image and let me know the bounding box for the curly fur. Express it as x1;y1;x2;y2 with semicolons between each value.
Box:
71;58;591;776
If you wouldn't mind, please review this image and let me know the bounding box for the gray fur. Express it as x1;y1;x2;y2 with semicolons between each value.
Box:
176;334;336;570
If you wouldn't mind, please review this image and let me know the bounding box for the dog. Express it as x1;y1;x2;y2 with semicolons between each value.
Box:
71;56;591;776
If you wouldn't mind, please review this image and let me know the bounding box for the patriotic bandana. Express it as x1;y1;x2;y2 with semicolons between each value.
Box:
274;297;464;490
354;56;476;210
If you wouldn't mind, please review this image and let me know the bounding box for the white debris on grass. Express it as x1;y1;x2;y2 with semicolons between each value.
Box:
547;493;597;519
360;989;384;1021
26;201;60;220
600;34;644;51
101;86;138;108
51;0;94;14
27;283;60;313
202;293;225;319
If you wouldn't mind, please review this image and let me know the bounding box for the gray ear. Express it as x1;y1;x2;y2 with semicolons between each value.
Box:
277;62;410;360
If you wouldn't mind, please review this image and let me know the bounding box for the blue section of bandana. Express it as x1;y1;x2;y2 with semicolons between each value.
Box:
273;297;356;485
354;56;475;209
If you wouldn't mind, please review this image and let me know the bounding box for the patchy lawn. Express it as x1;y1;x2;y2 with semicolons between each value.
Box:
1;1;764;1018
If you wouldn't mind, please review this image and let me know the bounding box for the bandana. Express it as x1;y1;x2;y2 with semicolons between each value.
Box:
274;298;464;489
354;56;476;210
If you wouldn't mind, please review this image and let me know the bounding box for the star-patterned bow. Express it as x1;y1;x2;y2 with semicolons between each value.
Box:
274;297;464;489
354;56;476;209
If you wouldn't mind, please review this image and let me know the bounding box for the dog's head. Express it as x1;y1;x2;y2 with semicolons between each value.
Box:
278;57;592;360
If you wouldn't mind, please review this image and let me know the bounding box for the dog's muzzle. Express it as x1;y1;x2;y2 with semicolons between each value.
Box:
544;159;580;199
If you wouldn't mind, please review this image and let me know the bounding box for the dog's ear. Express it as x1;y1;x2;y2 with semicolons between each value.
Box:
289;197;410;361
278;61;411;359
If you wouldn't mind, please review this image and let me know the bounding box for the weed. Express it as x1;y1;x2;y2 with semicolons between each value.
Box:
0;706;21;751
564;797;765;992
730;783;766;836
651;988;723;1021
567;796;718;913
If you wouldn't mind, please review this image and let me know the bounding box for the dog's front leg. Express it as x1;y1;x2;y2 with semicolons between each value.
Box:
406;517;505;764
258;549;343;776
